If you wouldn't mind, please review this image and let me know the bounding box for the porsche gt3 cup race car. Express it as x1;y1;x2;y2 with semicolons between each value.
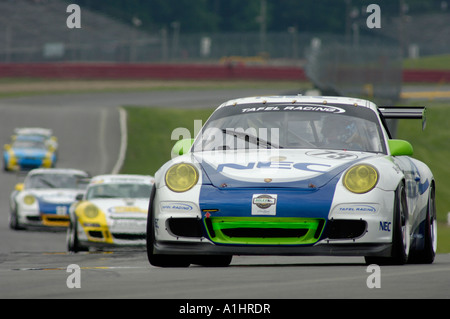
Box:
3;134;56;171
67;174;155;252
9;168;90;229
13;127;58;152
147;95;436;267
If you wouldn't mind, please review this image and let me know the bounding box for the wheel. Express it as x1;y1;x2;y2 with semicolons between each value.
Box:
365;182;410;265
9;207;25;230
3;157;9;172
409;183;437;264
67;218;88;253
146;187;191;267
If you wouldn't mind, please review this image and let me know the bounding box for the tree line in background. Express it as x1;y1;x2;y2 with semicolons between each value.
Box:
69;0;449;34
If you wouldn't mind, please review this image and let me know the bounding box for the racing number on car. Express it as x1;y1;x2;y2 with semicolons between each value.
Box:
56;206;67;215
306;151;358;160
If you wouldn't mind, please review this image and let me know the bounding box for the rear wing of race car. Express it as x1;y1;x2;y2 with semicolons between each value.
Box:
378;106;427;131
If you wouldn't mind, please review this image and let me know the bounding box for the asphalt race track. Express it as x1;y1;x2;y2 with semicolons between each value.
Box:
1;87;449;301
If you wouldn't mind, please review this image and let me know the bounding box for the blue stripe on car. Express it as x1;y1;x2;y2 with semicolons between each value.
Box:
37;199;70;215
197;158;363;222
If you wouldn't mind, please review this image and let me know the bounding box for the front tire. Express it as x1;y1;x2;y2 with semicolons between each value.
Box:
365;183;410;265
146;187;191;267
9;207;25;230
67;218;88;253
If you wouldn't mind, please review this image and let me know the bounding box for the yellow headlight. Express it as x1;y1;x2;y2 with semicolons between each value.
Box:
84;204;99;219
23;195;36;205
165;163;199;192
343;164;378;194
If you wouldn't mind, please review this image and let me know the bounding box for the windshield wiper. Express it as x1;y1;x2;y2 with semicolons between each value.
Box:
95;194;117;198
38;178;57;188
221;129;282;149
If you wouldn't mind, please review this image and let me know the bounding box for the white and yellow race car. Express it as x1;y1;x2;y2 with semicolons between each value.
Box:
67;174;154;252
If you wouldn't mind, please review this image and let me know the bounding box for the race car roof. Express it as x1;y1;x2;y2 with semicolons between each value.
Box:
218;95;376;110
27;168;90;176
14;127;53;137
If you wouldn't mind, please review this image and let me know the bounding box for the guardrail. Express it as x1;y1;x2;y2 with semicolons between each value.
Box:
0;63;448;83
0;63;306;81
403;70;450;83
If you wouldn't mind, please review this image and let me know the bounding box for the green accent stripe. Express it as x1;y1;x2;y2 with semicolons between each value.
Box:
205;217;325;245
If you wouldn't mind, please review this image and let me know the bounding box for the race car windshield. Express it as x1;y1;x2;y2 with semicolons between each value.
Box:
13;140;46;149
26;174;88;190
194;105;385;153
86;183;151;200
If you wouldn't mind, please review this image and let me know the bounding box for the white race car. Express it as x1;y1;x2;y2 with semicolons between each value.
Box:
67;174;154;252
9;168;90;229
147;95;436;267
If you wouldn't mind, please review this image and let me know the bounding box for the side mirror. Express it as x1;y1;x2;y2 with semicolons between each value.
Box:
75;193;84;201
171;138;194;158
388;139;413;156
15;183;24;191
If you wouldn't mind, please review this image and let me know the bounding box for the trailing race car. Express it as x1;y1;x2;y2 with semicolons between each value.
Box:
67;174;155;252
3;135;56;171
13;127;58;152
9;168;90;229
147;95;436;267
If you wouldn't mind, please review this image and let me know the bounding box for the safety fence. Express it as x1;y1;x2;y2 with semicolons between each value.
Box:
0;63;448;84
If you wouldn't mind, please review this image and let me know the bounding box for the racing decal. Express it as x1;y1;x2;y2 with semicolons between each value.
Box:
241;104;346;114
38;200;71;215
108;206;146;214
198;160;341;220
216;162;332;173
379;221;392;232
160;202;195;213
335;204;379;214
306;151;358;160
252;194;277;216
197;154;364;189
56;206;68;215
395;157;430;197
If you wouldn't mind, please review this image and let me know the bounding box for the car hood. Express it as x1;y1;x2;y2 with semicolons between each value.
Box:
195;149;377;189
88;198;149;216
12;147;48;157
28;189;83;204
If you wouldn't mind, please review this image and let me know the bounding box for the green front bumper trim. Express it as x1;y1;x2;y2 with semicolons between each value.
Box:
204;217;325;245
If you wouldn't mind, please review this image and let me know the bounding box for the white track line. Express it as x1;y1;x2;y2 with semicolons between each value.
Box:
111;107;127;174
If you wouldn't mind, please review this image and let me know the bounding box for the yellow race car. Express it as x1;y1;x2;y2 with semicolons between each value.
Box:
67;174;154;252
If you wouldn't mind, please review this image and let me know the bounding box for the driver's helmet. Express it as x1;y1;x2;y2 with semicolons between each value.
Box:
321;116;357;145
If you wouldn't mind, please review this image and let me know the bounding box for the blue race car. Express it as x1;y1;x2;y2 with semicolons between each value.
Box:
147;95;436;267
3;135;56;171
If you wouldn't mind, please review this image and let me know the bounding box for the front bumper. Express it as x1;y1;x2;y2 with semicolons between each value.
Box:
152;183;395;258
152;240;392;257
153;213;392;258
41;214;70;227
77;219;147;247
